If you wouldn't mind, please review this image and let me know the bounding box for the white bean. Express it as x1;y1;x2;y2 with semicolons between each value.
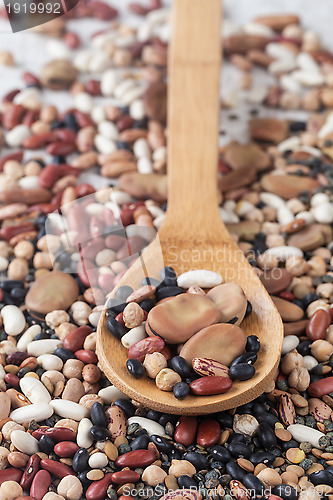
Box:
1;305;26;336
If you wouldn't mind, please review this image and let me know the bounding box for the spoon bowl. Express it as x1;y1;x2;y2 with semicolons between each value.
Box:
97;0;284;415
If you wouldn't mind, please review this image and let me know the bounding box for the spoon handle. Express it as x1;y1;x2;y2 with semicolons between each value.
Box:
165;0;222;224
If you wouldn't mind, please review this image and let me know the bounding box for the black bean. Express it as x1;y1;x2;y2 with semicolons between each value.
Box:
249;451;275;465
178;476;197;488
0;280;25;291
116;286;134;301
77;471;91;487
160;266;177;286
171;356;191;378
256;411;279;427
229;433;245;444
173;382;190;400
140;298;155;312
230;352;257;367
126;359;145;379
243;474;265;495
209;445;231;463
229;363;255;381
257;422;277;449
228;442;251;459
309;470;333;487
130;435;149;450
90;402;108;428
245;335;260;353
215;412;233;428
106;297;126;314
146;410;163;422
156;286;183;301
297;340;312;356
52;347;76;362
141;277;161;288
150;435;173;454
159;414;177;426
72;448;90;472
90;425;109;441
38;435;55;454
106;316;128;340
113;399;135;417
225;461;246;481
273;485;298;500
183;452;209;470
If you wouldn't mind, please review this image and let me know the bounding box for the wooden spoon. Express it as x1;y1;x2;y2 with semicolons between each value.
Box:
97;0;283;415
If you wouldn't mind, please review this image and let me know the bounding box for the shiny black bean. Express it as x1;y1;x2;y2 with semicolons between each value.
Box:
156;286;183;301
245;335;260;353
72;448;90;472
113;399;135;417
90;425;109;441
183;452;209;470
209;445;231;463
39;435;55;454
229;363;255;381
130;435;149;450
228;442;251;459
106;297;126;314
140;298;155;312
178;476;197;489
256;411;279;427
215;412;233;428
230;352;257;367
249;451;275;465
159;266;177;286
309;470;333;487
106;317;128;340
173;382;190;400
258;422;277;449
150;435;172;454
90;402;107;428
171;356;191;378
53;347;76;362
243;474;265;495
126;359;145;379
141;277;160;288
0;280;25;291
225;461;246;482
297;340;312;356
146;410;162;422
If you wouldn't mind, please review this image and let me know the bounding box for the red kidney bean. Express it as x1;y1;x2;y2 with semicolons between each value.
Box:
0;222;35;241
128;336;165;362
75;349;98;364
54;441;80;458
75;183;95;198
309;377;333;397
115;450;156;468
66;204;89;240
279;291;295;302
196;419;220;447
85;79;101;96
128;3;149;16
111;470;140;484
81;238;105;261
0;151;23;171
3;104;26;129
73;110;94;128
40;459;75;479
22;132;58;149
90;215;104;238
160;345;171;360
306;309;331;341
7;351;29;365
32;427;76;442
120;208;134;227
115;312;125;326
39;164;80;189
22;110;39;127
190;376;233;396
116;115;134;132
27;203;55;215
0;468;23;485
63;32;81;49
63;325;93;352
46;141;76;156
86;473;114;500
89;1;118;20
23;72;41;86
98;273;115;291
20;454;40;490
105;234;126;251
77;260;99;288
0;188;52;205
55;128;77;143
5;373;20;387
2;89;21;103
174;417;198;446
30;470;51;500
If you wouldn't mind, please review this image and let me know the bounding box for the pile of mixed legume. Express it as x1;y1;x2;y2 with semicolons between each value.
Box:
107;268;259;399
2;2;333;500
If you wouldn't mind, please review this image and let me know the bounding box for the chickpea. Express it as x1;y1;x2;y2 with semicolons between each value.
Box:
155;368;181;391
288;367;310;392
123;302;144;329
281;349;303;375
311;340;333;362
143;352;167;378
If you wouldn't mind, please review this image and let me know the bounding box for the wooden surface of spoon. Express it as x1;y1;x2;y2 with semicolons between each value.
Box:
97;0;284;414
